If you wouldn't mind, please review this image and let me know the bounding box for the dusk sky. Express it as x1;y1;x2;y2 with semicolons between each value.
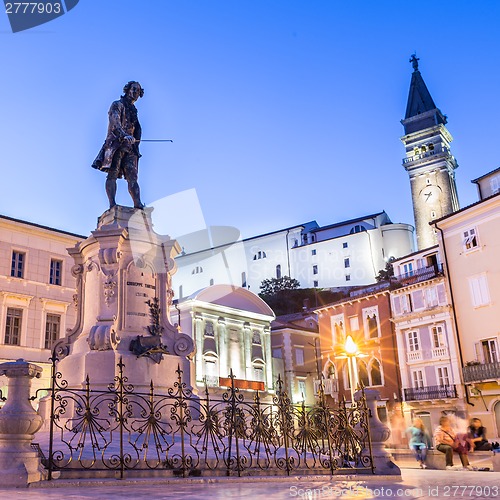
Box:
2;1;500;241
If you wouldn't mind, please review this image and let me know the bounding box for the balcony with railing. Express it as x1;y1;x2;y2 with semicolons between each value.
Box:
314;378;339;397
402;147;451;165
406;351;423;363
463;362;500;383
404;384;457;401
393;265;443;287
406;347;450;363
432;346;449;358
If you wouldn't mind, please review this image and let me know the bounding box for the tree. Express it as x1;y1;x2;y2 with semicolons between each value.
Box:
259;276;300;296
375;257;396;282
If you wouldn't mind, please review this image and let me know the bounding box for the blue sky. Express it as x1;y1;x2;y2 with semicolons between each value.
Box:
1;1;500;240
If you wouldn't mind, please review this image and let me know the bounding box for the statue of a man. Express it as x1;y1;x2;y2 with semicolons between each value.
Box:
92;81;145;209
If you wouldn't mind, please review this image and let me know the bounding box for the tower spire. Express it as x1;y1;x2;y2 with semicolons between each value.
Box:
404;55;442;123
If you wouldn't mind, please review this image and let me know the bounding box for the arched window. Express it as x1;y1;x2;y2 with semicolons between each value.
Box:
241;272;247;288
368;314;378;338
253;251;267;260
209;278;214;286
192;266;203;274
332;319;344;344
349;225;367;234
276;264;281;279
370;359;382;386
358;361;369;388
325;361;336;379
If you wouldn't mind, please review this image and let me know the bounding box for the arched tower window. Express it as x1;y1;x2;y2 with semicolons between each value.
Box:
276;264;281;279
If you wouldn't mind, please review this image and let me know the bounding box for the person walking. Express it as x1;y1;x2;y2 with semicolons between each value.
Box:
406;418;431;468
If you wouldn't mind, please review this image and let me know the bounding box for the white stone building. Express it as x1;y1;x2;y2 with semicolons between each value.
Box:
0;214;84;397
173;212;415;298
390;246;465;433
175;285;275;395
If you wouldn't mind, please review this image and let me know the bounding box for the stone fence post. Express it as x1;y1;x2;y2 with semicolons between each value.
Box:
356;388;401;475
0;359;45;487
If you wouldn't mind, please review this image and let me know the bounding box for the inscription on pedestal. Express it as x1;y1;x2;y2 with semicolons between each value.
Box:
126;264;157;331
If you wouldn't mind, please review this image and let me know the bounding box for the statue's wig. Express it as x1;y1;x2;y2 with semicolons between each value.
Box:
123;81;144;98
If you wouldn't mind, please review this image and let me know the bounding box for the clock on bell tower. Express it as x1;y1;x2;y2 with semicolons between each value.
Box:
401;55;460;250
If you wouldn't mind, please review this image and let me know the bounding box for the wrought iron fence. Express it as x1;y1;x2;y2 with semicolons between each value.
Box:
35;356;374;480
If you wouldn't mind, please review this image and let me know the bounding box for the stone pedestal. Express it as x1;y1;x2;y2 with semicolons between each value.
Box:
0;359;45;487
493;452;500;472
356;388;401;475
54;206;194;393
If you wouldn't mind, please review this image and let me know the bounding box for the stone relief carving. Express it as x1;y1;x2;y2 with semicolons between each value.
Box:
88;324;119;351
172;335;194;357
99;247;120;266
103;272;117;307
86;259;100;273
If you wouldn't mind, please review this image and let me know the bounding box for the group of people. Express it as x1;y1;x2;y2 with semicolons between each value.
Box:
406;416;493;470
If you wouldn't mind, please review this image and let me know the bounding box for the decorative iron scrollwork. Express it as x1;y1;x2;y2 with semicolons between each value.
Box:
41;357;373;481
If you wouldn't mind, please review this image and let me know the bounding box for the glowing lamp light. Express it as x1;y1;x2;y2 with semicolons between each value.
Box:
344;335;358;356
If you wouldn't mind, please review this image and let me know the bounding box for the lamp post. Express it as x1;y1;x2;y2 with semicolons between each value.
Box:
336;335;365;404
344;335;359;403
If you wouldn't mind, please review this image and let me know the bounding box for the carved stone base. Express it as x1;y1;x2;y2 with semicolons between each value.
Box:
356;388;401;476
55;348;192;394
0;438;46;487
0;360;45;486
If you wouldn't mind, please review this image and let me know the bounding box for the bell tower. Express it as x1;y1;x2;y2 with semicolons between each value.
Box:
401;55;459;250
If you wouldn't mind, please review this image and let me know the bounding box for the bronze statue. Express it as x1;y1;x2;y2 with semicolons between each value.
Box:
92;81;145;209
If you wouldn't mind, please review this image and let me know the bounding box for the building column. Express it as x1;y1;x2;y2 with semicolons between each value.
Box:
263;326;273;391
282;332;293;397
217;317;227;379
243;322;252;380
193;312;204;383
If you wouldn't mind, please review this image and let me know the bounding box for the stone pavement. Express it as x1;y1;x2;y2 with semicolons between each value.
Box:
1;468;500;500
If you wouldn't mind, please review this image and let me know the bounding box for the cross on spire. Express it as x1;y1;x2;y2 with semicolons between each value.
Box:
409;54;420;72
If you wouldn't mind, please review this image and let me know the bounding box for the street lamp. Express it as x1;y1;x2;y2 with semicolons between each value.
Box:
337;335;365;404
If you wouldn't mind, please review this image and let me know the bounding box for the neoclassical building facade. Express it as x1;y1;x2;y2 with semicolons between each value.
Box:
175;285;275;395
0;214;84;396
390;246;465;434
